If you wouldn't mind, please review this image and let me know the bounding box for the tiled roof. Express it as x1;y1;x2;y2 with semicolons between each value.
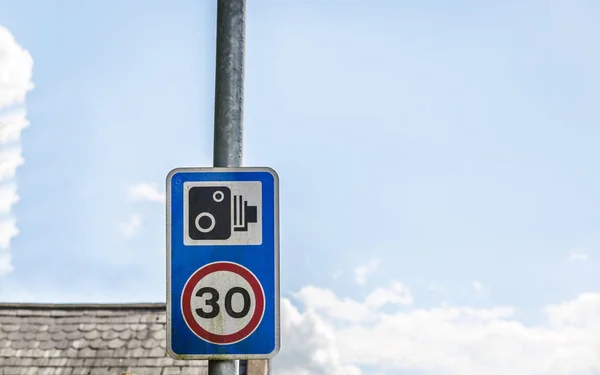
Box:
0;303;250;375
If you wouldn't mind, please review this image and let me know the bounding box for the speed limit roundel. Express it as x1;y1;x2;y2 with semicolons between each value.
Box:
181;261;266;345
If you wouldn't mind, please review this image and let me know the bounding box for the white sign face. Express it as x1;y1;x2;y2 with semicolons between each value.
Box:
190;271;256;337
180;261;266;345
183;181;262;246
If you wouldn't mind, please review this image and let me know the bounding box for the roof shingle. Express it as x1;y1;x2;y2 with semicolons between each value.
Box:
0;303;219;375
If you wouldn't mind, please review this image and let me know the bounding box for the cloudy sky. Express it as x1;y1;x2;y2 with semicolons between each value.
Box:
1;1;600;374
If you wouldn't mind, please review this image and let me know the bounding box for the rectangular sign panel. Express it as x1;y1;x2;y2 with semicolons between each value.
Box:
166;167;279;359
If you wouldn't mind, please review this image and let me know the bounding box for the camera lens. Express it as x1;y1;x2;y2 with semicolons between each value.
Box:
213;190;225;202
194;212;216;233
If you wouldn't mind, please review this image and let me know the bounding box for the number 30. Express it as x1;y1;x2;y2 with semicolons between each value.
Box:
195;287;251;319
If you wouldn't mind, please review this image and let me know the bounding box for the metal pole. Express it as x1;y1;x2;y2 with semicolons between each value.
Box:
209;360;239;375
213;0;245;168
211;0;245;374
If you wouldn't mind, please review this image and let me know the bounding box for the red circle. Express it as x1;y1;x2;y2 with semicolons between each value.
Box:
181;262;265;344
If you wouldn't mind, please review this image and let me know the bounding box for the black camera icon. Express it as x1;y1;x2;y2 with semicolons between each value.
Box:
188;186;258;240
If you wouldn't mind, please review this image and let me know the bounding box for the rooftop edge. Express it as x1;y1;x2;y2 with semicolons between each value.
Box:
0;302;166;310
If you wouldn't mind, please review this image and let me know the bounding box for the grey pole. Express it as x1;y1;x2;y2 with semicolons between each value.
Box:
209;360;239;375
210;0;245;375
213;0;245;168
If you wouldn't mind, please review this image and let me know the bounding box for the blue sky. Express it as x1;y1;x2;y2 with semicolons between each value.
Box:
1;1;600;374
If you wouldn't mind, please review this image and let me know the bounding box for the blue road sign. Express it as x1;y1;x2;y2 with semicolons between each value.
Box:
166;167;280;360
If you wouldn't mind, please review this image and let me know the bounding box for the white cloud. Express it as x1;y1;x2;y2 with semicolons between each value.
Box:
0;219;18;275
568;252;588;261
277;283;600;375
472;280;484;293
293;282;412;323
0;185;19;214
0;25;33;277
364;282;413;308
0;148;24;182
353;259;379;285
0;110;29;144
294;286;372;323
119;213;142;238
544;293;600;328
0;26;34;110
0;219;18;249
128;182;165;203
271;299;363;375
0;250;12;276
